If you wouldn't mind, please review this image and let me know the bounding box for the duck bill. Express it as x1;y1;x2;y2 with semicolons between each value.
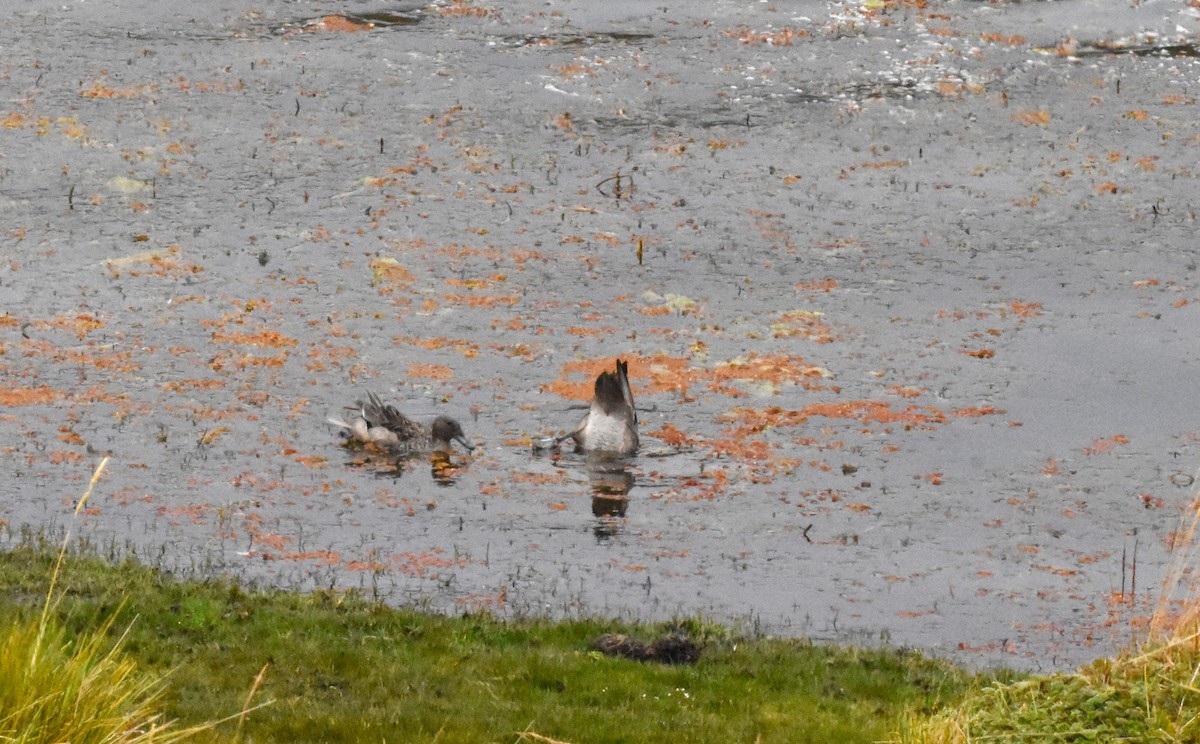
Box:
456;435;476;451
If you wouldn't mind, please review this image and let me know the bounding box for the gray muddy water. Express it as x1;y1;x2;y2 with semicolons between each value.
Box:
2;0;1200;671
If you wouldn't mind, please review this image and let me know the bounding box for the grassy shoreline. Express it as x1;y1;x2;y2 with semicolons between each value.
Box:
12;538;1200;742
0;545;978;743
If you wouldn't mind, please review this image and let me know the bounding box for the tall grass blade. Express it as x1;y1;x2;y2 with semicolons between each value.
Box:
33;456;109;669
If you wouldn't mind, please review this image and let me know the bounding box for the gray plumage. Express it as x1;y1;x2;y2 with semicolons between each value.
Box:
329;392;474;453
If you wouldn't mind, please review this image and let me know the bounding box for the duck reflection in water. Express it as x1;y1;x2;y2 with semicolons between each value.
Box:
589;456;635;541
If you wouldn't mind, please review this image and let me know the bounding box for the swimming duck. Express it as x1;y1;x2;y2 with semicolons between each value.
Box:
329;392;474;453
562;359;639;455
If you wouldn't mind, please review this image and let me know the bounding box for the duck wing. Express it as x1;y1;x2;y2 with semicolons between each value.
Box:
364;392;425;440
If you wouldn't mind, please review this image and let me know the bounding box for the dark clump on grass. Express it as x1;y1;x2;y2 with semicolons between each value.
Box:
0;543;973;744
591;632;701;665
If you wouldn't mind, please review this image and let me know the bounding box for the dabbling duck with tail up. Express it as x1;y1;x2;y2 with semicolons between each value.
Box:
562;359;638;456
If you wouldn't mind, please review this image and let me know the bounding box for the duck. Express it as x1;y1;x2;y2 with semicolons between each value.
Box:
561;359;639;455
329;392;475;453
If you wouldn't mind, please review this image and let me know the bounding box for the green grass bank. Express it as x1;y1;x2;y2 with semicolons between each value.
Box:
0;545;975;743
12;537;1200;743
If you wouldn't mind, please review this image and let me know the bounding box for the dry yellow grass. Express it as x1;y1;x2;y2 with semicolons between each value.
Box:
0;457;259;744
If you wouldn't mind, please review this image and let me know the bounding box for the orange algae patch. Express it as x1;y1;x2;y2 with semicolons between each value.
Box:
27;344;140;373
305;15;374;32
344;559;386;572
393;335;479;358
439;6;489;17
162;379;225;392
406;363;454;380
80;84;151;99
960;348;995;359
546;353;832;403
444;274;507;290
795;278;838;292
771;311;838;342
394;549;469;577
717;406;809;430
0;386;63;406
659;468;731;501
33;313;105;339
566;326;616;337
545;355;691;400
285;550;341;565
157;504;211;525
1012;110;1051;126
442;293;520;308
58;428;85;446
709;436;773;461
648;423;699;447
250;531;291;550
1009;300;1043;318
801;400;947;427
370;258;414;290
629;354;699;396
981;33;1026;45
211;329;297;348
1033;564;1078;578
712;354;831;385
952;406;1005;417
1083;434;1130;455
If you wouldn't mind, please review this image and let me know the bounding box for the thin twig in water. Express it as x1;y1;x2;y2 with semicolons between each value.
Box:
595;171;633;199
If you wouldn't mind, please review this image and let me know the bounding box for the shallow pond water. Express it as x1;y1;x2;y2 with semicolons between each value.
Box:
2;0;1200;670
